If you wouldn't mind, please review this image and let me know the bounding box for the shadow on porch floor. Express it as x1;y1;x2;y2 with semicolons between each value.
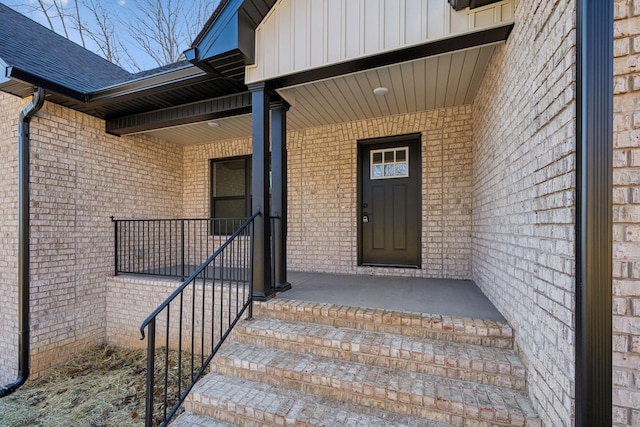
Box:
278;271;505;321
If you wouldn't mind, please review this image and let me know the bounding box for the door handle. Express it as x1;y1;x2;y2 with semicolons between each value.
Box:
362;213;369;223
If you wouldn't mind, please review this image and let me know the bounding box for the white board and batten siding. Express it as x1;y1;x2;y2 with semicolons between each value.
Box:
245;0;515;84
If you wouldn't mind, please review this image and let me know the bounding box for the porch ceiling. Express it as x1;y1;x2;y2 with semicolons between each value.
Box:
142;42;500;146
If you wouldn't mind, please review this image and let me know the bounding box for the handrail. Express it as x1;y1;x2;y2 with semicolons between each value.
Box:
139;213;258;337
140;212;258;427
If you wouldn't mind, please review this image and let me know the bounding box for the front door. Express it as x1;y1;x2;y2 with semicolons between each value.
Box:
359;136;421;267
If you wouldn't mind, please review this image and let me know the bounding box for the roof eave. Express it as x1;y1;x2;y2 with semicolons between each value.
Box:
187;0;279;72
86;64;207;103
6;66;86;100
191;0;234;48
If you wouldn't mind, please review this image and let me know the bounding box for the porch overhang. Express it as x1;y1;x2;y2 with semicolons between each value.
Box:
0;0;515;143
265;24;513;91
106;92;252;136
129;28;511;145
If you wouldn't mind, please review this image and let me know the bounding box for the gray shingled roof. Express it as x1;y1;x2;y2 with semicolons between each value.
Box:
130;60;191;79
0;3;132;93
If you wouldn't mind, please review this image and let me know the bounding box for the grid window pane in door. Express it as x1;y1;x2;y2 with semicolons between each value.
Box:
370;147;409;180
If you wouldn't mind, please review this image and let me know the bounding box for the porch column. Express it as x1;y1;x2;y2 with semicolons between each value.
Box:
249;83;274;300
271;99;291;291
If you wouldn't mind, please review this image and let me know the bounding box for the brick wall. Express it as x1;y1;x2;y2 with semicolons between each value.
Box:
0;98;184;381
613;1;640;425
0;92;24;384
106;276;247;351
472;0;576;425
183;107;474;279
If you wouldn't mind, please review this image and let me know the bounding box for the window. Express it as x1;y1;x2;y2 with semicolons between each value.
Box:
210;156;251;221
370;147;409;179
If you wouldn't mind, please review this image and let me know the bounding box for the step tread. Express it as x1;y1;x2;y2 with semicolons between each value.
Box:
254;299;513;348
238;317;525;373
234;318;525;390
214;342;539;425
189;372;455;427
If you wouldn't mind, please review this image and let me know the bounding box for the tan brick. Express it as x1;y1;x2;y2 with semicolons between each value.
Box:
0;95;183;381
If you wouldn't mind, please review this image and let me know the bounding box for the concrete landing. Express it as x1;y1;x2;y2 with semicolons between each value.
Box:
279;271;505;321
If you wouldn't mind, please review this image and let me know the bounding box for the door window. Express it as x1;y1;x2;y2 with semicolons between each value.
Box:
370;147;409;179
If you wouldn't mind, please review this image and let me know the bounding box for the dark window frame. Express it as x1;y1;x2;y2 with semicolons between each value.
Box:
209;155;252;222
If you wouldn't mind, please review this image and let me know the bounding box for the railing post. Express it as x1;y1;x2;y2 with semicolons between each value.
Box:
144;320;156;427
180;219;185;281
112;216;118;276
248;219;255;320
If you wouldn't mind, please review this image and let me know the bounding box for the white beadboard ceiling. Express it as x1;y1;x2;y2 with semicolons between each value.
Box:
142;114;254;145
143;43;499;146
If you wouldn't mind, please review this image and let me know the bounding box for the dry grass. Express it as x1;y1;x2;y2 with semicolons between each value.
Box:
0;344;198;427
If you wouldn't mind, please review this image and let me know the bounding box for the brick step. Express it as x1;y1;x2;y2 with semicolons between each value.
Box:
233;317;526;390
254;299;514;349
171;412;238;427
186;373;455;427
212;342;540;427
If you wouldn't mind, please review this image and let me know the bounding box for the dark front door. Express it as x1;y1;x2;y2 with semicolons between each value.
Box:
360;136;421;267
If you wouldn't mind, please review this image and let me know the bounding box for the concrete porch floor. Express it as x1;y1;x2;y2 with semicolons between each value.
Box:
277;271;505;321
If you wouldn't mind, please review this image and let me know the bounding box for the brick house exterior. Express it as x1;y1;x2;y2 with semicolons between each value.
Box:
0;1;634;425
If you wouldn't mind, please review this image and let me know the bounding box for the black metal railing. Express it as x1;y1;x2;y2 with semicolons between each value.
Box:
112;217;247;279
139;213;258;427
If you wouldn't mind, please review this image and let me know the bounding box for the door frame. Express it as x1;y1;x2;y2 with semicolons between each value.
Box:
357;133;422;267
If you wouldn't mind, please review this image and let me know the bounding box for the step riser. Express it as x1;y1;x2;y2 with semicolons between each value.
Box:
181;300;540;427
254;301;514;349
186;374;454;427
232;327;526;391
188;400;456;427
171;412;237;427
211;354;537;427
186;399;292;427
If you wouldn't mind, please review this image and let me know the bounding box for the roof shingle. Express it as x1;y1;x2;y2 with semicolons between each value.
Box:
0;3;132;93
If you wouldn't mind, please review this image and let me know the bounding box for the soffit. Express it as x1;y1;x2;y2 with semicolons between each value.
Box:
141;114;254;146
281;43;497;130
143;42;499;146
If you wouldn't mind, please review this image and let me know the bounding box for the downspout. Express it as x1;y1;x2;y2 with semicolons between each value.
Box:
575;1;612;425
0;87;45;398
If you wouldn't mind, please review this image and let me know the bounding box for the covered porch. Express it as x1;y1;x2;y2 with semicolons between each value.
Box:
104;0;517;302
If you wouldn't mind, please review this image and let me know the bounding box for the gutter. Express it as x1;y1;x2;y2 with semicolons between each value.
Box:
6;67;84;102
0;87;45;398
86;65;206;104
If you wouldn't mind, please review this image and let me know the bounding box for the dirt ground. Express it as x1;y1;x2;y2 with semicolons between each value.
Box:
0;345;149;427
